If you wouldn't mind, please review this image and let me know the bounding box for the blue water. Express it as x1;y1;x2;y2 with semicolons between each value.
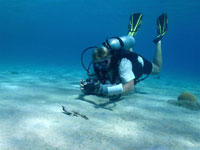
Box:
0;1;200;149
0;0;200;76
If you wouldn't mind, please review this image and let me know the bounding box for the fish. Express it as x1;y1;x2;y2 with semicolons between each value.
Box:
62;106;72;115
62;106;89;120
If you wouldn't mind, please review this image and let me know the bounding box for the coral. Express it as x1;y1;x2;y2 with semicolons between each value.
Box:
178;92;198;103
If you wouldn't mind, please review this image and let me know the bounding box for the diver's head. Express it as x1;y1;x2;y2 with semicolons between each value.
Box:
93;46;112;71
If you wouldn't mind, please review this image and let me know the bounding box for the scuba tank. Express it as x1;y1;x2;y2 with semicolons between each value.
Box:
103;35;135;50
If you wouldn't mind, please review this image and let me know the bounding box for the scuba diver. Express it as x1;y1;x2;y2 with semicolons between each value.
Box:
80;13;168;98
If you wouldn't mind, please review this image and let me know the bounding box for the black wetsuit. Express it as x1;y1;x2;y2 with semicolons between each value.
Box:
93;50;152;84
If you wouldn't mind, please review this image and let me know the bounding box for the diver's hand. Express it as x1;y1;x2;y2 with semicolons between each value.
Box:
80;79;100;95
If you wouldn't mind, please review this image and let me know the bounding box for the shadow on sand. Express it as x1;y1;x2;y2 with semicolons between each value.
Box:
76;94;124;111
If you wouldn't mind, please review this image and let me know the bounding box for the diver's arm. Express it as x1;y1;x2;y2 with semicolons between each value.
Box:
99;59;135;96
98;80;134;96
119;58;135;94
122;79;134;94
81;77;135;96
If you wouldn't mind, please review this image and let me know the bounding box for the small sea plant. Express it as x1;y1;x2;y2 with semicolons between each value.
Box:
177;92;200;110
168;91;200;110
178;92;198;102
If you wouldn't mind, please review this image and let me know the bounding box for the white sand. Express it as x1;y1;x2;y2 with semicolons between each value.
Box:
0;65;200;150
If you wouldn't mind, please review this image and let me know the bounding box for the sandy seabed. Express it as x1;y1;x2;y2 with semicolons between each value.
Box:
0;65;200;150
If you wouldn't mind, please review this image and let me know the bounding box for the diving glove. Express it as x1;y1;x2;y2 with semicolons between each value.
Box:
153;13;168;44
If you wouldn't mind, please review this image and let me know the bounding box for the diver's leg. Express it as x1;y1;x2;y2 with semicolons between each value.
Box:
152;40;162;74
